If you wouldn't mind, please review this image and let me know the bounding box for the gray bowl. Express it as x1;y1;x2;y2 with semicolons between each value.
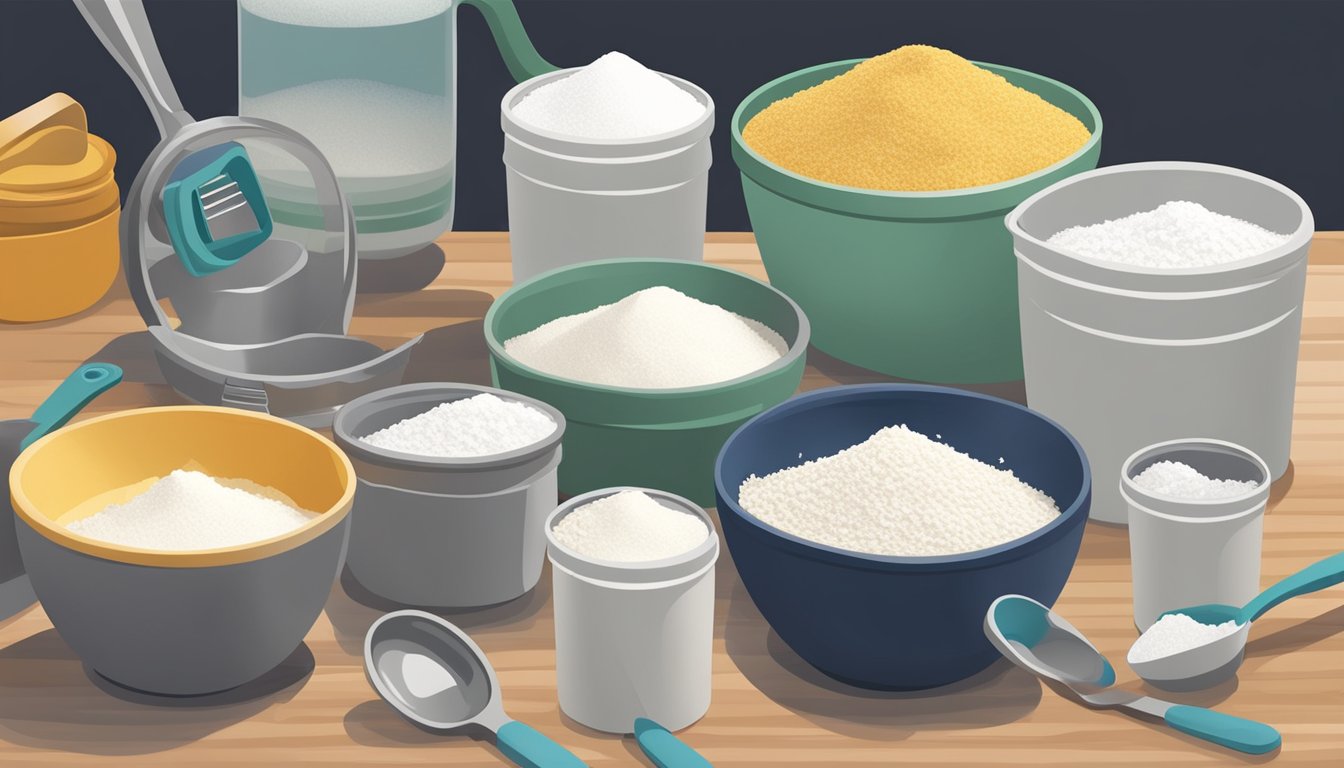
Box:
333;383;566;608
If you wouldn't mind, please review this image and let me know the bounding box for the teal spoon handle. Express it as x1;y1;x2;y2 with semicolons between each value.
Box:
495;720;588;768
1164;705;1280;754
634;718;712;768
21;363;122;450
459;0;557;82
1241;551;1344;624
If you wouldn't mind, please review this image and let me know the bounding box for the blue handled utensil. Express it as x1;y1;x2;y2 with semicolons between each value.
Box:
985;595;1280;755
0;362;121;620
365;610;588;768
1131;551;1344;690
634;718;712;768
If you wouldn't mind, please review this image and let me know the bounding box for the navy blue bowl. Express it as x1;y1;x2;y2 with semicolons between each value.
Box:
715;384;1091;690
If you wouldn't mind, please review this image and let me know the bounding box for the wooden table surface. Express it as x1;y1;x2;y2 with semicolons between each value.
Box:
0;232;1341;766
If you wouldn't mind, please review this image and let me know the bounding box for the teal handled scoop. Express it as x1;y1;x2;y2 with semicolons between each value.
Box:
634;718;712;768
1131;551;1344;691
365;610;587;768
0;362;121;620
986;595;1280;755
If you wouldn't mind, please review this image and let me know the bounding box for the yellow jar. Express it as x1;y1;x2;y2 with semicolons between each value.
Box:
0;94;120;323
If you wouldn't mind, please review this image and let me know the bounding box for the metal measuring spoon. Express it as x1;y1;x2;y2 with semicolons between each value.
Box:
364;610;587;768
0;363;121;621
985;595;1281;755
1130;551;1344;690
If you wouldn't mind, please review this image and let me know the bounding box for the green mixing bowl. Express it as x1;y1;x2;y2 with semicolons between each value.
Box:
732;59;1102;383
485;259;809;504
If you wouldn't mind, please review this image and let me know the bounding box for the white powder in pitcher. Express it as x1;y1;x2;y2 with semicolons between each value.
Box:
503;286;787;389
1131;460;1260;500
1128;612;1242;663
551;490;709;562
67;470;315;551
1048;200;1291;269
738;424;1059;557
359;393;556;457
511;51;706;139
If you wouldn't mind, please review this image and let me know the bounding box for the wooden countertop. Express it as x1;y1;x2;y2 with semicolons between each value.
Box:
0;233;1341;766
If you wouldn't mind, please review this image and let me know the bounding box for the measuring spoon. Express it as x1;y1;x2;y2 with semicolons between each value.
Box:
364;610;587;768
1130;551;1344;690
986;595;1280;755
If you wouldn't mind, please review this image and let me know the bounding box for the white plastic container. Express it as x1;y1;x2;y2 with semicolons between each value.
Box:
544;487;718;733
1121;438;1270;631
500;69;713;282
1007;161;1313;524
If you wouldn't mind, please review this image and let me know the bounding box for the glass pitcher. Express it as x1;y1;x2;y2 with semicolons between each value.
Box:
238;0;552;261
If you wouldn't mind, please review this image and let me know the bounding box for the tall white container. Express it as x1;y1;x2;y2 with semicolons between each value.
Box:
500;69;713;282
1121;439;1270;630
1007;162;1313;524
545;487;718;733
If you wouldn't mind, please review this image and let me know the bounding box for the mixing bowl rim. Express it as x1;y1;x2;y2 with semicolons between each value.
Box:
9;405;355;568
713;383;1092;570
1005;160;1316;278
332;382;567;470
501;67;716;151
483;258;811;398
730;57;1103;203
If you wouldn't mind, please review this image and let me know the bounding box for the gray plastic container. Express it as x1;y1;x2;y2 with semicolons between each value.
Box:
500;68;713;282
1008;162;1313;524
545;487;718;733
332;383;565;608
1121;439;1270;630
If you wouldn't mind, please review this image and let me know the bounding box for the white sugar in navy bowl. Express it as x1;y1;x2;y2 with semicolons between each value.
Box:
333;383;565;608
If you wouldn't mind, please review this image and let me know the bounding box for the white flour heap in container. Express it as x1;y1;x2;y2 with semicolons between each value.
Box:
738;425;1059;556
1048;200;1291;269
503;286;787;389
67;469;314;551
552;490;708;562
1128;612;1242;663
512;51;706;140
1131;460;1260;500
359;393;557;457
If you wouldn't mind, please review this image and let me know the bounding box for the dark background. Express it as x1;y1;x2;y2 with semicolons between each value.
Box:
3;0;1340;230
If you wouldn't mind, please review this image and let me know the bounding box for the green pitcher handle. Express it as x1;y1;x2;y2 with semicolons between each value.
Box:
459;0;558;82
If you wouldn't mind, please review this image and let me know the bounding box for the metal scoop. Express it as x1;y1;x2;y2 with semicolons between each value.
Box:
1130;551;1344;691
364;610;587;768
985;595;1280;755
0;363;121;620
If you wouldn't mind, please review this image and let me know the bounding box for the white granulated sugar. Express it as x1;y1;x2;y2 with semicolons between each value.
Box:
241;0;449;27
241;79;453;178
551;490;708;562
67;470;315;551
359;393;556;458
1128;612;1242;663
738;424;1060;557
1132;460;1259;500
512;51;706;139
1048;200;1291;269
503;286;787;389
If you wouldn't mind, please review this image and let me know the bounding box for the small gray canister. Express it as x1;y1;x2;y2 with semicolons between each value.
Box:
333;383;565;608
500;69;714;282
545;487;719;733
1121;438;1271;631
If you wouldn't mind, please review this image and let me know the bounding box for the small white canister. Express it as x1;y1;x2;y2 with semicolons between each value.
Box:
544;487;718;733
1121;438;1271;631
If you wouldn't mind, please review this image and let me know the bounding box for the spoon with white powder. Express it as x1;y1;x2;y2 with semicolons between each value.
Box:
1130;550;1344;690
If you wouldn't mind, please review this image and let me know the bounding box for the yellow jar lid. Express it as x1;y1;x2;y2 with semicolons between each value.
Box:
0;94;118;202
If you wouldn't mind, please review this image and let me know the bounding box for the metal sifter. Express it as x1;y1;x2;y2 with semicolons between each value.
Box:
74;0;420;427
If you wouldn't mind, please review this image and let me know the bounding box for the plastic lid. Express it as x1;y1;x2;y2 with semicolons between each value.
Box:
0;94;117;205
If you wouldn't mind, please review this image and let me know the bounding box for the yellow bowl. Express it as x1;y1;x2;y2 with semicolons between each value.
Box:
0;206;120;323
8;406;355;694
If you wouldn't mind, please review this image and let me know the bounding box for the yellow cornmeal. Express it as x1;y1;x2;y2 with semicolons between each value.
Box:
742;45;1091;192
